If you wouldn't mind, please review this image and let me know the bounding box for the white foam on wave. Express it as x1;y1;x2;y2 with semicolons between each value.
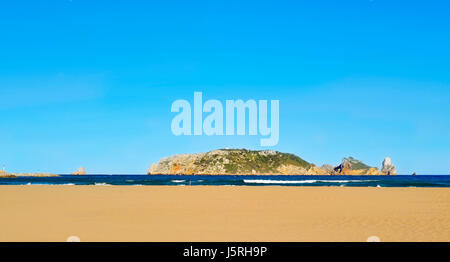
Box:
171;180;186;183
243;179;377;184
94;182;111;186
24;183;47;185
244;179;318;184
23;183;75;186
324;180;377;183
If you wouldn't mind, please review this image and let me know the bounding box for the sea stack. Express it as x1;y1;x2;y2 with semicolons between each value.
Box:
72;167;86;175
381;157;397;175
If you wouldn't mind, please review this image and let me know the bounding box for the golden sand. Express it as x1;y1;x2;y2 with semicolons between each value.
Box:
0;186;449;242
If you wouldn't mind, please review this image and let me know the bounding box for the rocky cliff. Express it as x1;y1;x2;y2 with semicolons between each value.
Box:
148;149;396;176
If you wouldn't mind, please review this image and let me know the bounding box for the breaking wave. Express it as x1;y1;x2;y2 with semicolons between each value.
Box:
243;179;377;184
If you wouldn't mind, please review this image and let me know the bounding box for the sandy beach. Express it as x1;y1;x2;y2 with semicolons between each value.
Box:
0;185;449;242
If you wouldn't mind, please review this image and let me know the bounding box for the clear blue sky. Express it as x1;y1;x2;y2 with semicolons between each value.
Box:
1;0;449;174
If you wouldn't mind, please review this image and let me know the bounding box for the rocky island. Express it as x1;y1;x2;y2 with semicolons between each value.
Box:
72;167;86;175
0;170;59;178
148;149;396;176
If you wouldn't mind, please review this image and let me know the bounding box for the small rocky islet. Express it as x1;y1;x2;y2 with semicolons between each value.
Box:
72;167;86;175
0;167;85;178
148;149;397;176
0;170;59;178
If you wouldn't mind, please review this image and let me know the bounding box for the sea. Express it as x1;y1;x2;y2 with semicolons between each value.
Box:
1;175;450;187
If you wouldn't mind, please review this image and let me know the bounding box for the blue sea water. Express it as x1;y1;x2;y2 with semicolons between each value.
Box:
1;175;450;187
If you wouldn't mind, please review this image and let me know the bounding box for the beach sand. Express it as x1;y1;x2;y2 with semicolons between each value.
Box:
0;185;449;242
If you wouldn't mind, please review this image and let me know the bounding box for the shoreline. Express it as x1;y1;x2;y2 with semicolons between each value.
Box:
1;185;449;242
3;184;450;189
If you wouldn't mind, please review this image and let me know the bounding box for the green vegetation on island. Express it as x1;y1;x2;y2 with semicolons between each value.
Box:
148;149;396;176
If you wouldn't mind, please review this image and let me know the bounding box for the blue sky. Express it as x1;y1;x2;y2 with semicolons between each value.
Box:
1;0;449;174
